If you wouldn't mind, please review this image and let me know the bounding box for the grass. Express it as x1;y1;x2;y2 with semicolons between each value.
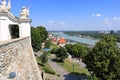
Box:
58;59;90;75
36;56;41;64
51;43;59;48
35;56;56;75
43;63;55;75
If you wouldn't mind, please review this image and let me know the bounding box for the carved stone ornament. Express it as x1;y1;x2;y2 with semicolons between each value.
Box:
20;6;29;19
0;0;11;12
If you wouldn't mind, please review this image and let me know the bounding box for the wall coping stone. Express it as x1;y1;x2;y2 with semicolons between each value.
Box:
0;37;30;47
0;12;32;23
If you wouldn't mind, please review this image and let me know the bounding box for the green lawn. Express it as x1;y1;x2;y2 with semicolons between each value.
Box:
51;43;57;47
51;43;59;48
59;59;90;75
35;56;55;75
43;63;55;75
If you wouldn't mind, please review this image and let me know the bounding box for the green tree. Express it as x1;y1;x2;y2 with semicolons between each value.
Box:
51;47;59;54
31;26;48;52
87;75;98;80
56;47;68;62
84;35;120;80
65;44;73;54
114;34;120;42
40;51;49;66
45;40;51;48
65;43;89;59
31;27;42;52
36;26;48;42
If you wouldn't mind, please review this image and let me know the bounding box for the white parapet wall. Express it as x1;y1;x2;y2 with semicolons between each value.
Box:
0;12;32;41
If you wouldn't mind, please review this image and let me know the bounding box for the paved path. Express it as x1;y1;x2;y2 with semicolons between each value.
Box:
35;53;87;80
48;58;83;80
48;58;68;80
72;58;86;68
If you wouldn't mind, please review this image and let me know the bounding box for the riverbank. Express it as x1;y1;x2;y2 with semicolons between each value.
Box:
52;32;98;46
51;32;120;48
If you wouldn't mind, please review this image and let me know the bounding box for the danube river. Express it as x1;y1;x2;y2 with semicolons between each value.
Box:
52;32;120;48
52;32;98;46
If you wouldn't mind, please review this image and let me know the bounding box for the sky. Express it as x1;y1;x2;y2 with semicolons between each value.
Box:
4;0;120;31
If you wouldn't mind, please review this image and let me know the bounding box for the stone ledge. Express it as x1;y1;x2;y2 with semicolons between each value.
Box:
0;12;32;23
0;37;30;47
0;79;12;80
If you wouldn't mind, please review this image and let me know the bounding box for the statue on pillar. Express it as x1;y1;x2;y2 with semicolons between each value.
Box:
20;6;29;19
0;0;11;12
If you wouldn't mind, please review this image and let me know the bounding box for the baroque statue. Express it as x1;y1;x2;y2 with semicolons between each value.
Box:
0;0;11;12
20;6;29;19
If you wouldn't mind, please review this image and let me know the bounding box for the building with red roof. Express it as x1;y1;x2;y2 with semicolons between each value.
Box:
58;38;67;47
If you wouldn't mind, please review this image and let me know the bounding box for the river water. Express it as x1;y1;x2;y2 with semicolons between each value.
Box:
52;32;98;46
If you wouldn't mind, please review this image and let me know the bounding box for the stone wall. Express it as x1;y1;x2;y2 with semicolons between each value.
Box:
0;37;42;80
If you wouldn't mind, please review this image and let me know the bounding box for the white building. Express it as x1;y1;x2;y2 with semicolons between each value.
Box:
0;0;31;41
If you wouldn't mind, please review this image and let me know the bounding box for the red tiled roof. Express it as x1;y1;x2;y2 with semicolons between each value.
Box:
58;38;66;44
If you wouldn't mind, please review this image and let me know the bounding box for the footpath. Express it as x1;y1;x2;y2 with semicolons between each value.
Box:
48;58;68;80
48;57;82;80
35;52;84;80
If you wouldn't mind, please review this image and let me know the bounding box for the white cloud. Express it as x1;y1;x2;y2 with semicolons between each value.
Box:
48;21;54;24
103;18;111;25
92;13;102;17
47;20;55;26
96;14;101;17
113;17;120;21
47;20;66;27
60;21;65;26
102;17;120;27
48;20;54;24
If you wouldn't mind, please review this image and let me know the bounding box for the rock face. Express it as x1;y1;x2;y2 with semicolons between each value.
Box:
0;37;42;80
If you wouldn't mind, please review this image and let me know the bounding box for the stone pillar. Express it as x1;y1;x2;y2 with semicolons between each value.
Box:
19;20;31;44
19;21;31;38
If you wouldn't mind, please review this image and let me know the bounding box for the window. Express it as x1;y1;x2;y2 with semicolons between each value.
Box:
9;25;19;39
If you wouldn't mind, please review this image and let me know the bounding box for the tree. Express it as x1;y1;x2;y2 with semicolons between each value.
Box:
31;27;42;52
51;47;59;54
40;51;49;66
87;75;98;80
45;40;51;48
56;47;68;62
36;26;48;42
72;43;88;58
84;35;120;80
65;44;73;54
65;43;89;59
31;26;48;52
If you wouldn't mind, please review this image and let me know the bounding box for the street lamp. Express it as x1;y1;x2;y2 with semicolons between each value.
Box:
72;64;74;72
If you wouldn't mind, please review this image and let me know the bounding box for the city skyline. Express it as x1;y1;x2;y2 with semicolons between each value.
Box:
9;0;120;30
